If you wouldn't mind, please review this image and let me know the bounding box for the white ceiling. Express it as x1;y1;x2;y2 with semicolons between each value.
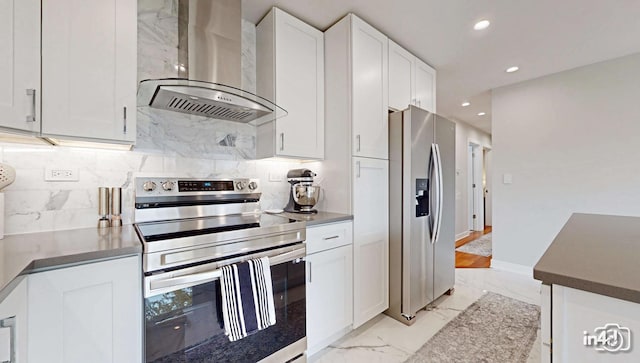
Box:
242;0;640;134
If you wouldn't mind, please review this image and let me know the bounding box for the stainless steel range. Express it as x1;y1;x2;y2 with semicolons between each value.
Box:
134;177;307;363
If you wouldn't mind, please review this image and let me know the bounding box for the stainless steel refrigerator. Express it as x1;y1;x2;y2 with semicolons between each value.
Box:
386;105;455;325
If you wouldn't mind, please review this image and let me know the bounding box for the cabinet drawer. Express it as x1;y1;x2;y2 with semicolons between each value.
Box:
306;221;353;254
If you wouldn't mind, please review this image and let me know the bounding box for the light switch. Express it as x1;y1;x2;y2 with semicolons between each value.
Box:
503;173;513;184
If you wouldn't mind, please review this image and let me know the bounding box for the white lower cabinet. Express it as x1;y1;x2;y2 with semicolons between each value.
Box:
352;157;389;328
305;221;353;356
27;256;142;363
548;284;640;362
0;279;28;362
540;284;551;363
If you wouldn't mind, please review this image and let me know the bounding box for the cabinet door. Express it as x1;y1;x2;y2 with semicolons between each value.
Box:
28;256;142;363
41;0;136;143
0;279;27;362
306;244;353;356
274;9;324;159
0;0;40;134
351;16;388;160
415;59;436;113
388;40;414;111
352;157;389;327
551;285;640;362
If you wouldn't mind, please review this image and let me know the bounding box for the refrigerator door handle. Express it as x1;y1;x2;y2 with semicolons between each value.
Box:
429;143;440;245
434;143;444;244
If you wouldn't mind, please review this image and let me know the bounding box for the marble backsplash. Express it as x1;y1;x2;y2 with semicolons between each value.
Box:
1;143;304;235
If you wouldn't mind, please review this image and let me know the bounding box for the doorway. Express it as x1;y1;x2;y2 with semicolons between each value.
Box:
467;143;483;231
457;143;492;268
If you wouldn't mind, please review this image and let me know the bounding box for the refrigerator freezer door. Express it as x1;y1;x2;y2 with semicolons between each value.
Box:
407;107;435;313
433;115;456;298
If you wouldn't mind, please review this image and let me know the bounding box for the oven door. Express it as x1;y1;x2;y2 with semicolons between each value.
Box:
143;244;306;363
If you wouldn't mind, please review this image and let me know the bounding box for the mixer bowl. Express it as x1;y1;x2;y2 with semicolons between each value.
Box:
292;185;321;207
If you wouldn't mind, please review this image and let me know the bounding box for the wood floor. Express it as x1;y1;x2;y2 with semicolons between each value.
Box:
455;226;492;268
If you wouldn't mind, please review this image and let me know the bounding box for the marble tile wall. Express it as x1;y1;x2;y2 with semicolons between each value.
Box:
1;143;301;235
0;2;302;235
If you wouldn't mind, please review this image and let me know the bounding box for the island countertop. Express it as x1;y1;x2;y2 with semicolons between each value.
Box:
0;225;142;302
533;213;640;304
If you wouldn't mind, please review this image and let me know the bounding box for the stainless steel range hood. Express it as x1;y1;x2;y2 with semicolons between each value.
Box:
137;0;286;123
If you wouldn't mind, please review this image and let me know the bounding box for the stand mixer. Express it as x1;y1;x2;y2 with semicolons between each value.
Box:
284;169;321;214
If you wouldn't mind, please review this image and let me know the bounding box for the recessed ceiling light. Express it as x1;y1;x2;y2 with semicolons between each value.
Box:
461;102;471;107
477;112;486;116
473;20;490;30
506;66;519;73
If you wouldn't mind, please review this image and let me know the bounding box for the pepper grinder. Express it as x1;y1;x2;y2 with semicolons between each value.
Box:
110;187;122;227
98;187;110;228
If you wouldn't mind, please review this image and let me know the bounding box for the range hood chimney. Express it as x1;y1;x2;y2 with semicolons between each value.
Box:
137;0;286;123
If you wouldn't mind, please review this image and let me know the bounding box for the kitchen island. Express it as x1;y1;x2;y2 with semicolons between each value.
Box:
534;213;640;362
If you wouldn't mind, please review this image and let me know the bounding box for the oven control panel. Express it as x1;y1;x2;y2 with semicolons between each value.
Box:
135;177;260;197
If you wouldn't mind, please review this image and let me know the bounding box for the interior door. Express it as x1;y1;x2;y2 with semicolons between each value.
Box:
352;156;389;328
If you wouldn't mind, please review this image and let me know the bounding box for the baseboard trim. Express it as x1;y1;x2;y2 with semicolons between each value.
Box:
491;259;533;278
455;231;470;241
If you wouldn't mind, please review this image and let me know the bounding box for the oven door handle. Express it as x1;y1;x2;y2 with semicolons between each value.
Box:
148;246;306;294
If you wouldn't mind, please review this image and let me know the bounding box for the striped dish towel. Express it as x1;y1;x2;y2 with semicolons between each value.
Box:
220;257;276;341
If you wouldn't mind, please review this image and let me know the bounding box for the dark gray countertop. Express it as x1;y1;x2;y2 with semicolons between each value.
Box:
281;211;353;226
0;225;142;302
534;213;640;304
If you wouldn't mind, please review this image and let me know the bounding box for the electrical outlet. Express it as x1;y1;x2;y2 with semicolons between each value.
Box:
45;167;79;181
269;172;283;182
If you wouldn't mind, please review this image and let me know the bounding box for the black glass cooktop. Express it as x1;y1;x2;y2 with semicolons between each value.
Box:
135;213;297;242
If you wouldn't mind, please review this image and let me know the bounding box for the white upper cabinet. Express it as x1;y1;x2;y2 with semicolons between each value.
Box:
40;0;137;144
257;7;324;159
388;40;414;111
0;0;41;134
351;16;388;160
388;40;437;113
415;58;436;113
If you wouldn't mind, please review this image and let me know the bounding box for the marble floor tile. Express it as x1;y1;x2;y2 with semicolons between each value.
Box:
310;267;542;363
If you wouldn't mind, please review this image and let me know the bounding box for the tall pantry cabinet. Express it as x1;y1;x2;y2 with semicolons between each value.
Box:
323;14;389;328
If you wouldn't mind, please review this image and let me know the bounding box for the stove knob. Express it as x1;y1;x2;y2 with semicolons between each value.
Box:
162;181;175;191
248;181;258;190
235;181;246;190
143;181;157;192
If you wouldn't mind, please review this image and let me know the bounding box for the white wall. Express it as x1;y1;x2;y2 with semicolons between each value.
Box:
492;52;640;268
453;120;491;240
